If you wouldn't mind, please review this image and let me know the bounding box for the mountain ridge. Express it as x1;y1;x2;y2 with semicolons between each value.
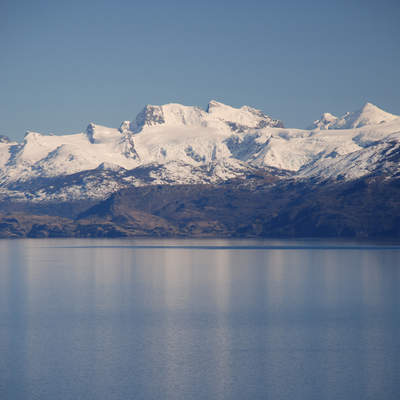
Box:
0;100;399;202
308;102;399;130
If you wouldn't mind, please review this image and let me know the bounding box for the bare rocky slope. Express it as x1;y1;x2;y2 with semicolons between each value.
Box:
1;174;399;239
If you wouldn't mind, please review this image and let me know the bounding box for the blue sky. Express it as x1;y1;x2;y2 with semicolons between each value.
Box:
1;0;399;140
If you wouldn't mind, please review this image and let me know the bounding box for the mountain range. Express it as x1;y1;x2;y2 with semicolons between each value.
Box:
0;100;399;238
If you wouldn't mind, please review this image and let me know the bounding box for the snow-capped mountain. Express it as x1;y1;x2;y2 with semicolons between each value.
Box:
0;100;399;201
308;102;398;130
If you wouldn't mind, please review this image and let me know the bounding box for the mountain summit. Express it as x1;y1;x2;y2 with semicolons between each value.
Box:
308;102;398;130
206;100;284;129
130;101;284;133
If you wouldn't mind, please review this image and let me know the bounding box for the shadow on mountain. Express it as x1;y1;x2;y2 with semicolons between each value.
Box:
1;175;399;239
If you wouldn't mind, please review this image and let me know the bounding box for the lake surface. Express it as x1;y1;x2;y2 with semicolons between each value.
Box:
0;238;399;400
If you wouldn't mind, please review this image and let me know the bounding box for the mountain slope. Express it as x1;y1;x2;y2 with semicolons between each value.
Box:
1;175;399;238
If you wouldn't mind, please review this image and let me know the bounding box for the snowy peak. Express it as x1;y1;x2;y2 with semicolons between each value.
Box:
206;100;236;114
337;102;399;129
130;101;284;133
310;102;399;130
130;103;208;132
131;105;166;132
23;131;49;145
206;100;284;129
307;112;338;130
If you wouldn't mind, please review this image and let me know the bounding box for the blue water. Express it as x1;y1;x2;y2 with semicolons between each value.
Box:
0;238;399;400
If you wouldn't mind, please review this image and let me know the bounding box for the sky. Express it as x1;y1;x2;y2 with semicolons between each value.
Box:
1;0;399;140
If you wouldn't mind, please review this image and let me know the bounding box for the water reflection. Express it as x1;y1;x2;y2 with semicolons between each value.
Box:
0;241;30;399
0;239;399;400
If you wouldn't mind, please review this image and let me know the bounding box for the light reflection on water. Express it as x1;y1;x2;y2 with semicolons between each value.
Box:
0;238;399;400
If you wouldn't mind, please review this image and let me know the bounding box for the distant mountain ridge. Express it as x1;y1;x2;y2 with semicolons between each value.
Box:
0;100;399;202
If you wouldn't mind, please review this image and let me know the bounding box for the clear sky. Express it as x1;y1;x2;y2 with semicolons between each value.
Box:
1;0;399;140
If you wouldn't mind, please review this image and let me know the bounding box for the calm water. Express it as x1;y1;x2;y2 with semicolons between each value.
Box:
0;238;399;400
